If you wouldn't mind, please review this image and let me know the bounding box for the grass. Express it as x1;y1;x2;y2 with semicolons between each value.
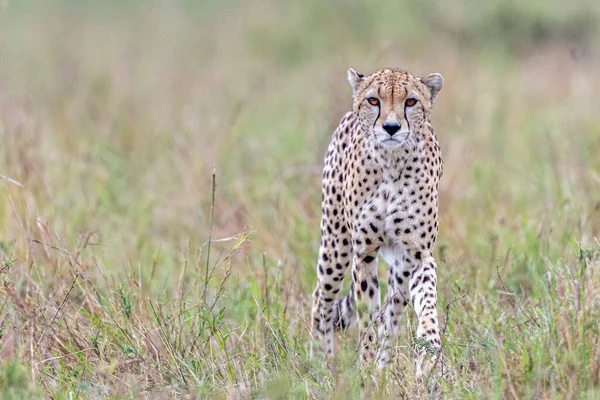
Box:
1;0;600;398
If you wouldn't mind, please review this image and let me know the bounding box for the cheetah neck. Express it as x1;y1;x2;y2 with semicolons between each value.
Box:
370;135;427;180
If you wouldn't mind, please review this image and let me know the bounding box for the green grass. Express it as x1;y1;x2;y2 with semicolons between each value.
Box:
1;0;600;398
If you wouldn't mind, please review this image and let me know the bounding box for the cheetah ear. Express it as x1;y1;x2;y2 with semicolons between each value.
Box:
420;73;444;102
347;68;364;95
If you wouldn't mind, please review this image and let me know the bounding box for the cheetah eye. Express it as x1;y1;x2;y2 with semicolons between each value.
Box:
405;98;418;107
367;97;380;106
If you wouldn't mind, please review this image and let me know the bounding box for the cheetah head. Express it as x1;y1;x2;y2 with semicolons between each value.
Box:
347;68;443;151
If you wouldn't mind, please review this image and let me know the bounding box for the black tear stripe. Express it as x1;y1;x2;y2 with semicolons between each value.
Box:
372;88;381;129
404;102;415;136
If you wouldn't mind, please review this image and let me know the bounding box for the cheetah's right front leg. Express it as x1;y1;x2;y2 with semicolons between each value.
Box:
311;225;352;357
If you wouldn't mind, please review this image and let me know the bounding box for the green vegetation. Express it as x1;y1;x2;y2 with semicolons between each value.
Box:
1;0;599;398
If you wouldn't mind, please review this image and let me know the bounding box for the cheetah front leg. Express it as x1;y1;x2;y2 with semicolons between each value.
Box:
311;226;352;357
352;250;381;364
407;250;441;378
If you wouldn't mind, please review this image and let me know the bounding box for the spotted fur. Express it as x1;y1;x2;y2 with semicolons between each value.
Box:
311;68;444;376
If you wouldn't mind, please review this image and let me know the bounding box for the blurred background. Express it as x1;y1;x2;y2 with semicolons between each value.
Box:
1;0;599;398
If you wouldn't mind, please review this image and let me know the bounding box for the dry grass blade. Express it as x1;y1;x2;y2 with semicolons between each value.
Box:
34;272;81;354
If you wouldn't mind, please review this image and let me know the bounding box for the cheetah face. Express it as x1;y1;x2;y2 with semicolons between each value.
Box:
347;68;443;152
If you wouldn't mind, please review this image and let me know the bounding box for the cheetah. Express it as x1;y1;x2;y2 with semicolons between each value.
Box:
311;67;444;377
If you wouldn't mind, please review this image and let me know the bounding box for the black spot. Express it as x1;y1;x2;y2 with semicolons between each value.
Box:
360;280;368;291
363;255;375;263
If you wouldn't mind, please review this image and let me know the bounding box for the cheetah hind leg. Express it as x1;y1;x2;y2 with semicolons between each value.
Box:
332;285;357;331
375;246;410;369
310;282;357;360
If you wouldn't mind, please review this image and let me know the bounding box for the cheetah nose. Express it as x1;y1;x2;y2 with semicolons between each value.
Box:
382;122;401;136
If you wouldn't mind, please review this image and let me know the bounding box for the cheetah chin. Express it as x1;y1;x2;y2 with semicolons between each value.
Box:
381;138;404;147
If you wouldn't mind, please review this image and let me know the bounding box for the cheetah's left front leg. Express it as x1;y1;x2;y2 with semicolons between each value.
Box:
408;251;441;378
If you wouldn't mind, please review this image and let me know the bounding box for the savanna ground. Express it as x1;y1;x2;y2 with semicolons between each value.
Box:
1;1;600;398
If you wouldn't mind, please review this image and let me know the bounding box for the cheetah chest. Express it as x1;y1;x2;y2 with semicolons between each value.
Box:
346;157;438;252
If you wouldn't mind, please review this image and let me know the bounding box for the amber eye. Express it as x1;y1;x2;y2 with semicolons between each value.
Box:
367;97;380;106
405;98;418;107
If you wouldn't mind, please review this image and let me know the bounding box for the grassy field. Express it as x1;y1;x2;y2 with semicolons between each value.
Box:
1;1;600;398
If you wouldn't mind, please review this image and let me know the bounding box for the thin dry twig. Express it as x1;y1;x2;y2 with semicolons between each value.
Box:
35;272;81;353
36;348;94;365
0;173;24;188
